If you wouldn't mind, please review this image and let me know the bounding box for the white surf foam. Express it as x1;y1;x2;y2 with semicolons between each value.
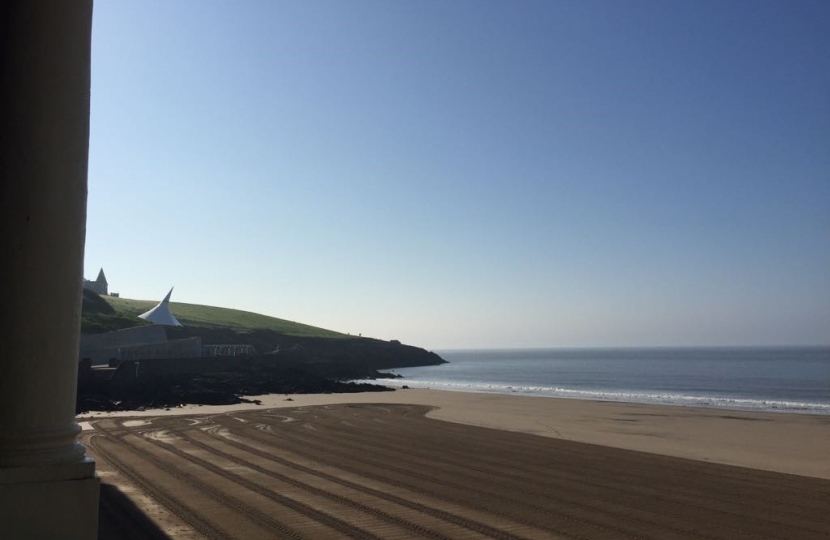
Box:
358;378;830;415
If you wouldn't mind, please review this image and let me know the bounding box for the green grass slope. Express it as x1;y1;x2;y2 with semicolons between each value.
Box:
81;291;347;339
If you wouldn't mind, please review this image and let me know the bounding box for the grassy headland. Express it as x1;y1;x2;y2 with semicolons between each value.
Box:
81;290;445;370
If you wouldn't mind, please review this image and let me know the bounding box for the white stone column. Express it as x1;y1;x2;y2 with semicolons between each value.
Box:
0;2;100;538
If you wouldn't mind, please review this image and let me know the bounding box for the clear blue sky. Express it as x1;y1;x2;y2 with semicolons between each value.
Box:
85;1;829;349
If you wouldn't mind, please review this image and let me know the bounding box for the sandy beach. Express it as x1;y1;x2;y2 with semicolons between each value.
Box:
82;393;830;539
80;389;830;539
80;388;830;480
82;390;830;539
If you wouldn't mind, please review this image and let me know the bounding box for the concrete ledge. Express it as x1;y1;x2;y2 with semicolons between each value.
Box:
0;456;95;484
0;425;86;469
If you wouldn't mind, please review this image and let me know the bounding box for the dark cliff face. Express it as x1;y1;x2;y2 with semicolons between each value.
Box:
78;291;446;412
163;326;446;371
276;337;446;370
76;343;446;412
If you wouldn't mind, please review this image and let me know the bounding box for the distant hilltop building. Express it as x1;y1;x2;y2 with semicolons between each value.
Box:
138;287;183;326
82;268;108;295
82;268;119;296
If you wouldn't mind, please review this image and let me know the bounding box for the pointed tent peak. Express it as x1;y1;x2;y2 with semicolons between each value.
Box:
161;287;174;303
96;268;107;284
137;287;182;327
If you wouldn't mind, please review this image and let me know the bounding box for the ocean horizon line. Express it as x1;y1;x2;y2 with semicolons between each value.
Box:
432;344;830;353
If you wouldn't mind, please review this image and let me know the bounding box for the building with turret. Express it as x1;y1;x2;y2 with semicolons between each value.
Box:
83;268;108;295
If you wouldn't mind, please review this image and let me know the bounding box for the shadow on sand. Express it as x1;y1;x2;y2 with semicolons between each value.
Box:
98;483;173;540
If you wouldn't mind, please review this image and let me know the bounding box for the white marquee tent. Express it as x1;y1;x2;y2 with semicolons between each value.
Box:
138;287;182;326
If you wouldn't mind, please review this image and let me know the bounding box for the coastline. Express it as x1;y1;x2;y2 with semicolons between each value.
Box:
78;387;830;480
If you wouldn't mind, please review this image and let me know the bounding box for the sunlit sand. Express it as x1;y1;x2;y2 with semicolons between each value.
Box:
83;389;830;539
80;388;830;479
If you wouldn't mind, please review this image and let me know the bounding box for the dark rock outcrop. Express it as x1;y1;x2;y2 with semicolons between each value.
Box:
77;355;397;413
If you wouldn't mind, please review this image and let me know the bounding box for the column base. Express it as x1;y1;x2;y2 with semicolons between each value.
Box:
0;458;99;540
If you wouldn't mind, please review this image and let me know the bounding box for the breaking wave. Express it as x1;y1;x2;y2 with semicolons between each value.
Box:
357;378;830;415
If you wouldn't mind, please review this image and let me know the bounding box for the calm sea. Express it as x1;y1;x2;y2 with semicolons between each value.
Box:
371;347;830;415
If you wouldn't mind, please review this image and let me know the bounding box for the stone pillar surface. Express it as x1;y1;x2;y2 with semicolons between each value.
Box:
0;2;100;538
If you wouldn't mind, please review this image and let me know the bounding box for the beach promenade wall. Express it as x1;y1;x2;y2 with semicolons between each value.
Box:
80;325;167;351
80;326;204;364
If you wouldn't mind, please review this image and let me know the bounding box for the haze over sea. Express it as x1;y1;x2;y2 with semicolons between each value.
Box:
371;347;830;415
